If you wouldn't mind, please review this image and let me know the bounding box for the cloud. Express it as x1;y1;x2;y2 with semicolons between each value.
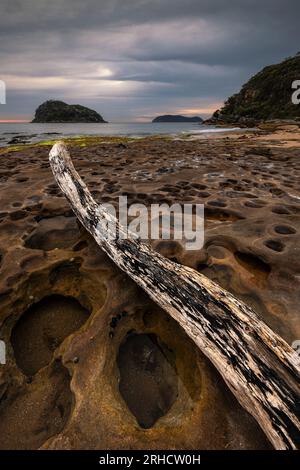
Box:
0;0;300;120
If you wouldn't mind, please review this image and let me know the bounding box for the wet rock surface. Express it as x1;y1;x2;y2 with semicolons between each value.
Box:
1;130;299;449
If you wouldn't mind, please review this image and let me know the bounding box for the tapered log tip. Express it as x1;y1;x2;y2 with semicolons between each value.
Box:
49;141;68;161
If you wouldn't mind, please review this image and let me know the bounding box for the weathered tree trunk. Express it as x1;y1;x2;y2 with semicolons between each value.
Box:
49;142;300;450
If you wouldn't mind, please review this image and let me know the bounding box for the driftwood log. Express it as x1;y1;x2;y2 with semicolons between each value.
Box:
49;142;300;450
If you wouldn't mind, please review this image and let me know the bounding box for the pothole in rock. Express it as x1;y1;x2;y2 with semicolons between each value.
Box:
244;200;266;208
264;239;285;252
234;251;271;287
11;295;90;376
205;208;242;224
73;240;88;251
0;360;72;450
274;225;296;235
117;333;178;429
271;205;290;215
24;216;80;251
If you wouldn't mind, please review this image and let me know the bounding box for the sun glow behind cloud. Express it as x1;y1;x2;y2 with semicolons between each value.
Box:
1;73;146;98
97;67;114;78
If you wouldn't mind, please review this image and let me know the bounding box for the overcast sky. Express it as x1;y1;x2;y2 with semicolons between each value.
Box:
0;0;300;122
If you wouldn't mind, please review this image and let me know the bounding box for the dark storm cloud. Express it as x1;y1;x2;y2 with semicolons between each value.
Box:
0;0;300;120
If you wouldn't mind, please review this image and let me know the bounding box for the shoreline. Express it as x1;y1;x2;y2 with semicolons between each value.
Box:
0;122;249;149
1;119;300;151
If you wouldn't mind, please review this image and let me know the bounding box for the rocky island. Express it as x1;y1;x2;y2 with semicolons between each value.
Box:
32;100;107;123
209;53;300;125
152;115;203;123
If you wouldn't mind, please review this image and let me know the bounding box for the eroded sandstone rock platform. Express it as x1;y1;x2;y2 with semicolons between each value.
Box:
0;127;299;449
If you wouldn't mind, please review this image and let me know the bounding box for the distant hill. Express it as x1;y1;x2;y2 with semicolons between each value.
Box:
32;100;107;123
209;54;300;125
152;115;203;123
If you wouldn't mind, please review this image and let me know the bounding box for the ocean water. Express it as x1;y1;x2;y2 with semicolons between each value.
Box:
0;122;241;147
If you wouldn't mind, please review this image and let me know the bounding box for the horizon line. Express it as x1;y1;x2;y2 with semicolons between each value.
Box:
0;119;31;123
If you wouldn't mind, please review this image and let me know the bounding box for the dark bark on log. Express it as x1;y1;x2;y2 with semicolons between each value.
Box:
49;142;300;450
